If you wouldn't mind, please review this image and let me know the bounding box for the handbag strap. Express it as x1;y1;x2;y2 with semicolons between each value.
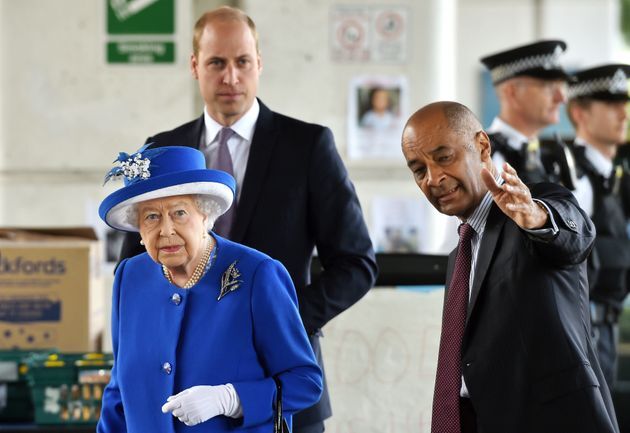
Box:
273;376;283;433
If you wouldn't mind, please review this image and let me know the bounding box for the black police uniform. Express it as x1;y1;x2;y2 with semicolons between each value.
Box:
568;63;630;389
572;144;630;387
488;131;579;188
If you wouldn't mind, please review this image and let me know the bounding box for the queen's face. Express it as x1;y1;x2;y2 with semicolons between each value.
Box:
137;195;208;276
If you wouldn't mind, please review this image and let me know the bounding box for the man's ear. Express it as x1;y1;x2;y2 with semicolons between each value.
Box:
190;53;199;80
568;103;583;125
498;80;517;105
476;130;492;161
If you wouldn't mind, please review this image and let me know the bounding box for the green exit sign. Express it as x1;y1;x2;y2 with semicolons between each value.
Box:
107;0;174;35
106;0;175;64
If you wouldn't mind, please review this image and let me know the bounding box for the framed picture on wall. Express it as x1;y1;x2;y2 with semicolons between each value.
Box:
347;75;409;160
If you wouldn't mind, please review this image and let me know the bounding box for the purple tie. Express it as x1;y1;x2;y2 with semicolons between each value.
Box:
432;223;474;433
211;128;236;237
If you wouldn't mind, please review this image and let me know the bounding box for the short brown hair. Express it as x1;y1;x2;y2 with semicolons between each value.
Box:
566;98;593;129
192;6;259;57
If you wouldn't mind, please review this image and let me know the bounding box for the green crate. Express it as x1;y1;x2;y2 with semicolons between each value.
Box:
620;306;630;343
0;349;53;381
0;349;53;422
27;352;112;425
0;382;33;422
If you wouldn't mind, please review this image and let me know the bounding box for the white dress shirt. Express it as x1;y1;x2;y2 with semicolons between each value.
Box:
201;99;260;200
571;137;613;217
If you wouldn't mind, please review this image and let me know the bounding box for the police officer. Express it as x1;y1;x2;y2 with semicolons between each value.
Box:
567;63;630;389
480;40;573;185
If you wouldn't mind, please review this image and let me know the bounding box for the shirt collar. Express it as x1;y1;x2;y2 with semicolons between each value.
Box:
461;171;503;236
203;98;260;145
487;117;531;151
574;136;613;177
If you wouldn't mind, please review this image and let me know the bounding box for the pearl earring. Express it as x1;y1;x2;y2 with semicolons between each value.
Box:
140;239;144;246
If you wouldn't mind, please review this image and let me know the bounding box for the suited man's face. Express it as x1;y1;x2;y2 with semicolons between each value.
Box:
402;110;493;219
190;19;262;126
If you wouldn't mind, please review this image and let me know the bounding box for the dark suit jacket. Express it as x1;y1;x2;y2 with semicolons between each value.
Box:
119;100;378;427
445;182;619;433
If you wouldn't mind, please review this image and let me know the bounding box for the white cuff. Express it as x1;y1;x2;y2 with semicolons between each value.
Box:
225;383;243;418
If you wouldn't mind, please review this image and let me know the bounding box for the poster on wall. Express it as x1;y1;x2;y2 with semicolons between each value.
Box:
330;7;370;62
347;75;409;160
330;5;408;63
371;196;458;255
371;6;408;63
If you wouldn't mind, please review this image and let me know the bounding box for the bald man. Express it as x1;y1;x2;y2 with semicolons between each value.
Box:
401;101;618;433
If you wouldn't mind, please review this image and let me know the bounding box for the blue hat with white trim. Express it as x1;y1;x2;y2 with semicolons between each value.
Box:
99;145;235;232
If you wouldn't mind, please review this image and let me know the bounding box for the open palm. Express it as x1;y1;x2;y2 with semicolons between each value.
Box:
481;163;547;230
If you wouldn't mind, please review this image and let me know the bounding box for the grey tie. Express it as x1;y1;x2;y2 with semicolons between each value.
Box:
211;128;236;237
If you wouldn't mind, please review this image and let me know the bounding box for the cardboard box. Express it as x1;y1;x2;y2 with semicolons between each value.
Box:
0;228;103;352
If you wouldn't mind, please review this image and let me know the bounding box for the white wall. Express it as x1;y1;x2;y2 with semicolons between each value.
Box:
0;0;196;226
0;0;6;209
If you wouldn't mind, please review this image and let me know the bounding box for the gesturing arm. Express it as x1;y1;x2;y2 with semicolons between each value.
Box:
482;162;595;266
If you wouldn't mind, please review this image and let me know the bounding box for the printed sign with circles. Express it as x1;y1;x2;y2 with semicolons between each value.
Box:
330;8;370;62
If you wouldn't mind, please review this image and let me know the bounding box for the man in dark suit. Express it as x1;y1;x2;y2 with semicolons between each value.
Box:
119;7;377;433
401;101;618;433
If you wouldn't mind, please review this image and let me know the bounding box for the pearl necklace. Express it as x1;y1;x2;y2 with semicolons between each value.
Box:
162;238;213;289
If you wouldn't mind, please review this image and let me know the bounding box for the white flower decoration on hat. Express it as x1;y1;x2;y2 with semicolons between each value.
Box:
103;145;166;185
121;153;151;181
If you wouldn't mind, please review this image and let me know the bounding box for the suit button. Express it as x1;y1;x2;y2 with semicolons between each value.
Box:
567;219;577;230
171;293;182;305
465;362;472;367
162;362;172;375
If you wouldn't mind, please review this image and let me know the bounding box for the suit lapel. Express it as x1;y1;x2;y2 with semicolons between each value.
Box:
170;115;203;149
466;204;505;321
188;115;205;149
230;100;279;243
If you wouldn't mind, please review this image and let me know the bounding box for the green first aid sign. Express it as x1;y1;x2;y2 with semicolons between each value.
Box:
107;0;174;35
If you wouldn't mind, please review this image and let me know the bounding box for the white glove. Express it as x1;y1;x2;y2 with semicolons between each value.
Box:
161;384;242;426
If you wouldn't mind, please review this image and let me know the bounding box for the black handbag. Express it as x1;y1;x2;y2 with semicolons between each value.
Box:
273;377;290;433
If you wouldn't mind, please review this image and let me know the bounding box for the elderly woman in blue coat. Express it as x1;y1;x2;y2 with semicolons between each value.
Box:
97;146;323;433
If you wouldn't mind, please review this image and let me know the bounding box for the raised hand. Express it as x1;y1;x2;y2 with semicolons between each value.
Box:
480;163;548;230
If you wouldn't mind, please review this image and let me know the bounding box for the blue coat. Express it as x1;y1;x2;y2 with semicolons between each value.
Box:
97;235;323;433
